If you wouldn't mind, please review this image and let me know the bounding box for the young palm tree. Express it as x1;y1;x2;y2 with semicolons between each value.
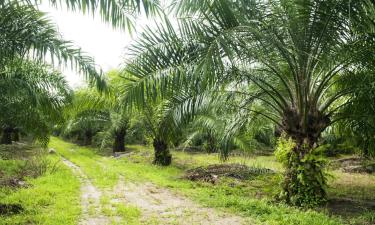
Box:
63;71;132;151
122;0;375;206
122;65;217;165
63;108;109;145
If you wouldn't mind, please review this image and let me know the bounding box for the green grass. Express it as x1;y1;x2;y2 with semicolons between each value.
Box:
49;137;352;225
0;155;81;225
2;138;373;224
49;139;120;188
328;170;375;201
97;192;142;225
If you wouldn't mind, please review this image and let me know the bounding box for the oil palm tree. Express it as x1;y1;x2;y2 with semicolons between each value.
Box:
122;0;375;206
0;59;71;145
63;108;109;145
63;71;132;151
2;0;160;31
0;0;106;91
335;68;375;158
122;64;217;165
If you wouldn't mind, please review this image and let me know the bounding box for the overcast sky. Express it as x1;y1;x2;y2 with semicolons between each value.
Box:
38;3;137;88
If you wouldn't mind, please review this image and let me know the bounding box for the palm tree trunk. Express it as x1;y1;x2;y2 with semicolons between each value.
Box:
153;139;172;166
362;136;370;158
12;128;20;142
113;129;126;153
83;130;92;146
205;133;217;153
1;127;13;145
279;109;329;206
280;138;327;207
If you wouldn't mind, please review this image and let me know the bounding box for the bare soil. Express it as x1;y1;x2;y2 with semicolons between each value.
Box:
62;158;110;225
117;177;247;225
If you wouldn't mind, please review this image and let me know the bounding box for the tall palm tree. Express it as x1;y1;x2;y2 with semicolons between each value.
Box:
122;0;375;206
0;0;106;89
2;0;160;30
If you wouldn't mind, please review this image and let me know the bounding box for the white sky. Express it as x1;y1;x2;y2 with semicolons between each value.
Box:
38;3;139;89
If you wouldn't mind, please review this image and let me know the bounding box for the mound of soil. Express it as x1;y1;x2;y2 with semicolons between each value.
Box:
331;157;375;174
0;203;23;215
175;146;204;153
183;164;274;184
326;198;375;217
342;164;375;174
0;174;28;188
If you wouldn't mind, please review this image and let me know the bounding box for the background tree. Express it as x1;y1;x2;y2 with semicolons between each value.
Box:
62;71;132;152
335;69;375;158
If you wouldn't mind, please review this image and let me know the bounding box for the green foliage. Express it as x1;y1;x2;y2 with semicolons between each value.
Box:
335;69;375;158
47;0;160;31
274;134;295;166
0;0;106;90
0;60;72;146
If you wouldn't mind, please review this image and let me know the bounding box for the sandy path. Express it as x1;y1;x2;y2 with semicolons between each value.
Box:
62;158;110;225
63;158;248;225
115;177;248;225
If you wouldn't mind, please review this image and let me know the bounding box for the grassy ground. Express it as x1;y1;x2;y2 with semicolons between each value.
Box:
2;138;372;224
49;137;375;225
0;146;81;225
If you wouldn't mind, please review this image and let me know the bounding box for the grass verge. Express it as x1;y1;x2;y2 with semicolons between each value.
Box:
0;154;81;225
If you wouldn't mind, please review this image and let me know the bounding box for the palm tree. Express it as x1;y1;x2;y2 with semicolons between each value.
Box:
63;71;132;151
122;0;375;206
0;0;160;145
63;108;109;145
0;59;71;145
335;68;375;158
122;63;218;165
0;0;107;90
2;0;160;31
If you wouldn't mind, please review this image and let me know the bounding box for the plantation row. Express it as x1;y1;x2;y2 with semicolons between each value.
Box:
1;0;374;212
